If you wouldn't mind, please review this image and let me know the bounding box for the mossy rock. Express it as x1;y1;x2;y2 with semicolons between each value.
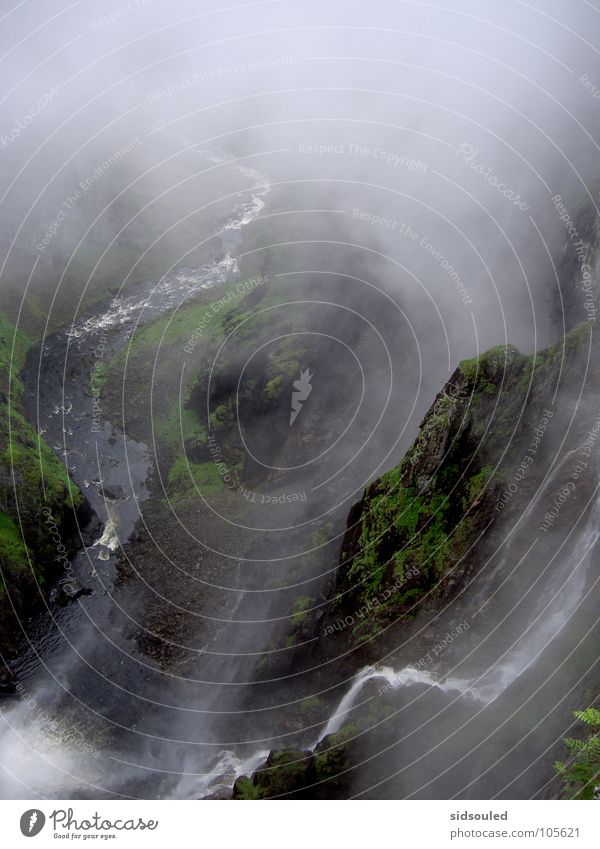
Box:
232;725;356;799
332;324;593;642
233;750;314;799
0;310;93;657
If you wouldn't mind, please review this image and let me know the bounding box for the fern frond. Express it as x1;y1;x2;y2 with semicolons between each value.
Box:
573;708;600;729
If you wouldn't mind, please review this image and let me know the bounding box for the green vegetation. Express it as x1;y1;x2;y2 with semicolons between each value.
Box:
458;345;530;387
555;708;600;799
99;288;247;500
0;310;85;652
0;311;82;517
291;596;314;627
166;458;225;500
298;695;324;722
232;724;356;799
231;776;262;800
340;410;497;632
336;325;592;643
100;277;312;502
313;724;356;787
0;513;29;573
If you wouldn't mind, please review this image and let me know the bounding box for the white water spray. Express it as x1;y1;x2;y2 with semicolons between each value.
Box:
314;665;477;746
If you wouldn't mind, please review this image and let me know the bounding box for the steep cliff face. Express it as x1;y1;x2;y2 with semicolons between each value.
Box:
233;322;597;798
329;322;593;649
0;311;95;664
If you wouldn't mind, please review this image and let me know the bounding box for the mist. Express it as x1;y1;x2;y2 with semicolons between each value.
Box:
1;0;600;803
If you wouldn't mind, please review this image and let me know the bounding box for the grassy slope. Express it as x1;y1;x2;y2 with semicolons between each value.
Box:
100;276;309;502
99;286;247;500
334;324;592;642
0;309;84;653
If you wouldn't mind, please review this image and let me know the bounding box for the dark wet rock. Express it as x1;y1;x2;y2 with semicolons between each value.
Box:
52;580;93;606
326;325;595;657
233;750;314;799
0;662;17;695
75;499;104;548
232;729;355;799
102;484;125;501
202;786;233;800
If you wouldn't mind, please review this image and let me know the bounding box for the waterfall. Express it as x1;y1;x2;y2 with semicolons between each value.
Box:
314;665;476;746
473;473;600;703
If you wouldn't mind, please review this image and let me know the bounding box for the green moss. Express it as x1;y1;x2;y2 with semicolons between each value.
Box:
231;776;262;800
154;404;206;456
263;375;284;401
348;484;451;599
0;310;30;393
0;312;83;512
167;459;226;500
337;324;594;642
459;344;530;387
0;513;29;572
209;400;235;432
298;696;324;720
465;465;493;504
313;724;356;790
98;277;318;507
0;310;87;652
0;310;82;509
291;595;313;627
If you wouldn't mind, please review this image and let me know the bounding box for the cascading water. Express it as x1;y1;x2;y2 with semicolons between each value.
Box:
0;149;272;800
314;666;479;747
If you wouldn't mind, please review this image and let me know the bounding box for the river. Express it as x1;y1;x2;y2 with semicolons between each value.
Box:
1;150;599;800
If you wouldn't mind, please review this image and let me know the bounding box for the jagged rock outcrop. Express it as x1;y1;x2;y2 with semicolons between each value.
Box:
232;727;355;799
328;324;595;647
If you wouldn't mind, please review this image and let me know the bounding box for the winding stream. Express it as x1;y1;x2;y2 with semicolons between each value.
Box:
1;148;599;800
0;151;271;799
